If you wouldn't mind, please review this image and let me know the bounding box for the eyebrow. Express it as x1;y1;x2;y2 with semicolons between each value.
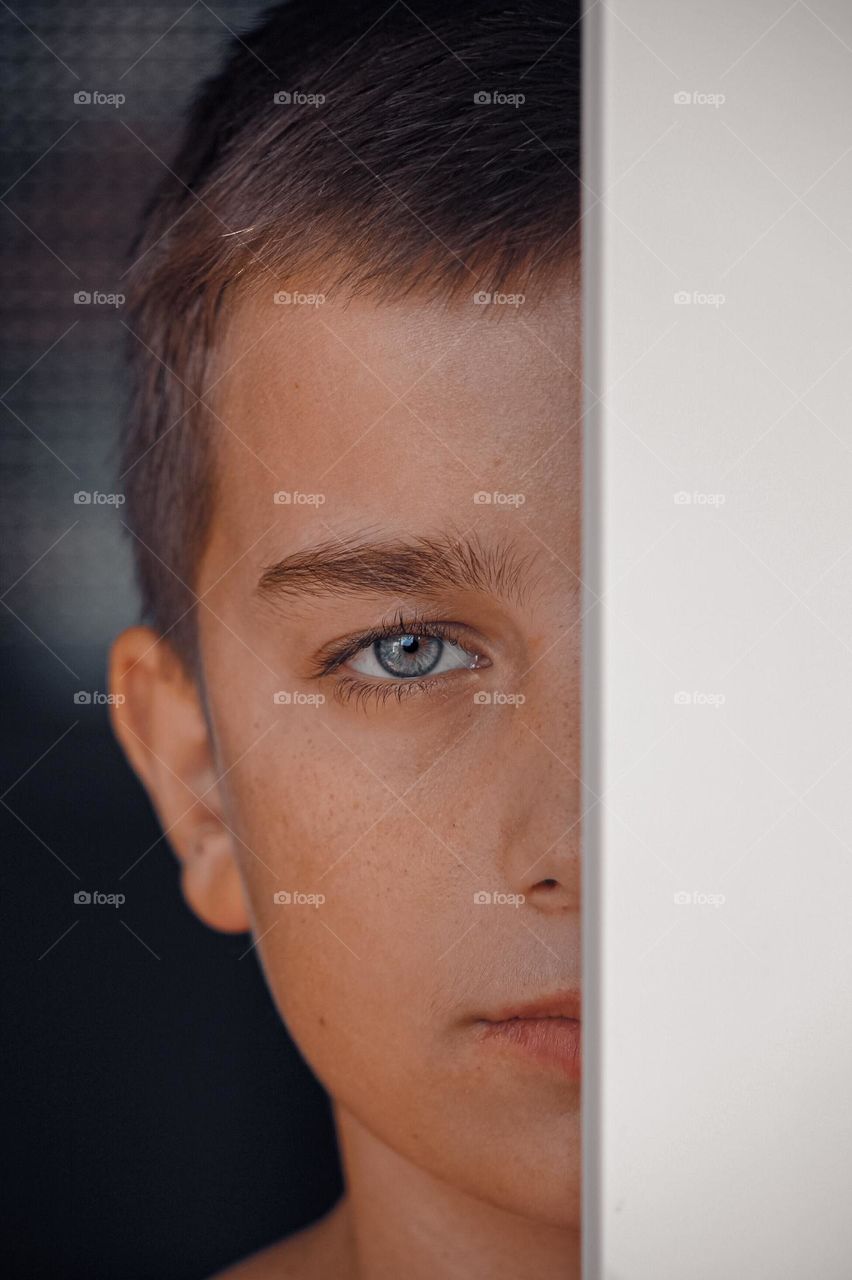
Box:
256;530;540;608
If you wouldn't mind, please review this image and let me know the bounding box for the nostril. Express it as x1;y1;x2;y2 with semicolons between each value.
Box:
536;878;559;891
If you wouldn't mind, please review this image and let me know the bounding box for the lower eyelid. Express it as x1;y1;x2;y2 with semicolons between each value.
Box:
332;664;484;708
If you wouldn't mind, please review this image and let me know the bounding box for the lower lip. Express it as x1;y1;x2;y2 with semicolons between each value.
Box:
478;1017;582;1080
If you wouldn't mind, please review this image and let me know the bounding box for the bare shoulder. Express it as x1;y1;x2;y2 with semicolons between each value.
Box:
210;1202;353;1280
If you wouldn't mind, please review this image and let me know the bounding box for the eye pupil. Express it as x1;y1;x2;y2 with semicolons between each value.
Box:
401;635;418;652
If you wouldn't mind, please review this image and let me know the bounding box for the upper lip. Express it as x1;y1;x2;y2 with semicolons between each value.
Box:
480;990;582;1023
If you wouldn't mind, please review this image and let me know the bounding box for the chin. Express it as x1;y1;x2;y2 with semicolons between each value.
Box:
427;1130;581;1230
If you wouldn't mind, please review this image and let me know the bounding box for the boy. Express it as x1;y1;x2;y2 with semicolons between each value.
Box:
110;2;584;1276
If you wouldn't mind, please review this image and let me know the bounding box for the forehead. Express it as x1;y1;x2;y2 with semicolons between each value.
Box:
205;276;582;560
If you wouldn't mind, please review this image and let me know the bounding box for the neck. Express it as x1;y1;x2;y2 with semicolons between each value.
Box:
333;1107;581;1280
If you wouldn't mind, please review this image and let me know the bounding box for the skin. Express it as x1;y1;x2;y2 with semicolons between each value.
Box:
110;265;583;1280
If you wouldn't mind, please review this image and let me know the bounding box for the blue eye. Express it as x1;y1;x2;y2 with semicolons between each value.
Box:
348;633;480;681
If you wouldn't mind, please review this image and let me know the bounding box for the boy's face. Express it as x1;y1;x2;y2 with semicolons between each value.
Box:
115;270;582;1226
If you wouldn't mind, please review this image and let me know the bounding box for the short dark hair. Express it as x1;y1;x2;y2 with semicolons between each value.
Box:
122;0;583;666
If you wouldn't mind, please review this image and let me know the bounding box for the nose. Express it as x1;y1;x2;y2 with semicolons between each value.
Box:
513;826;581;914
495;682;583;915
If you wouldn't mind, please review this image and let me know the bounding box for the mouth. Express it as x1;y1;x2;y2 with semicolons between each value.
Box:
475;991;582;1081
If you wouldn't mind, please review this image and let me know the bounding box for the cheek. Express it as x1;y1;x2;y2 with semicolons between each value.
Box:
237;808;472;1128
221;717;505;1096
223;739;451;1031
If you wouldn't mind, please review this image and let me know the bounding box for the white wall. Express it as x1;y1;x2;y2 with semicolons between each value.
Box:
583;2;852;1275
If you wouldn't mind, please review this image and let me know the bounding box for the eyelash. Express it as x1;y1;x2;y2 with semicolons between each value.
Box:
310;610;485;707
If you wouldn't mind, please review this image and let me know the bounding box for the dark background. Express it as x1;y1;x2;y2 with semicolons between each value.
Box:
0;4;341;1276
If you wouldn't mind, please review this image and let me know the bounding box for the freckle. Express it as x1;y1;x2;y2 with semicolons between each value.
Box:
318;1015;326;1028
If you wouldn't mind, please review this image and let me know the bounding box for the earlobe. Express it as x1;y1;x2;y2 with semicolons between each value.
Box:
108;626;251;934
180;827;253;932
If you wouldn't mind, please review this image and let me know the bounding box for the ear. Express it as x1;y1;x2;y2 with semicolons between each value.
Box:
108;626;250;933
